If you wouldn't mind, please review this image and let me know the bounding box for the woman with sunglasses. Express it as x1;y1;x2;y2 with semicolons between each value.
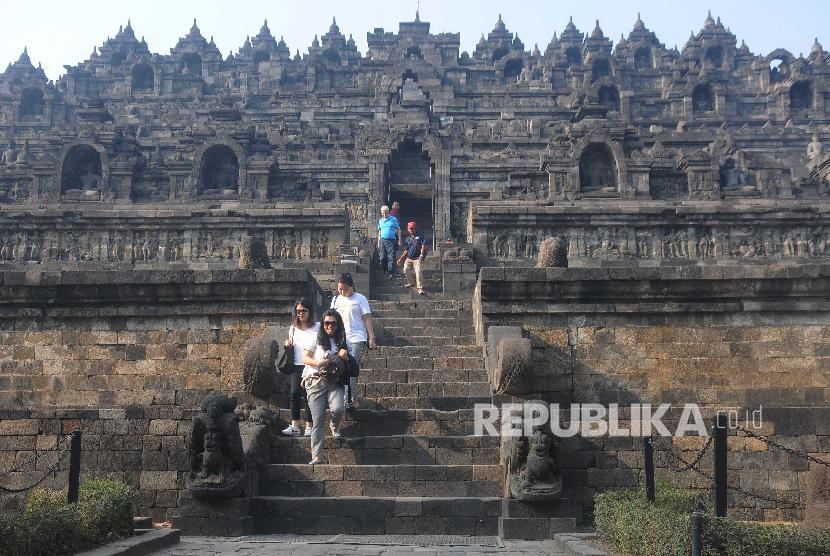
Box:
281;299;319;437
302;309;348;465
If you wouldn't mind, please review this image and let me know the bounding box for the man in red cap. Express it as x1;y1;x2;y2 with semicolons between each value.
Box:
397;220;427;295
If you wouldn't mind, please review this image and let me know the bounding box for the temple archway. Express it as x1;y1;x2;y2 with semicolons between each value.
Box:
591;59;610;82
132;64;154;92
180;53;202;76
322;48;341;65
19;88;44;118
598;85;620;112
565;47;582;66
199;145;239;195
492;47;509;63
111;51;128;68
579;143;617;193
692;84;714;115
405;45;423;60
253;50;270;64
60;145;102;196
504;59;523;79
704;46;723;68
790;81;812;111
634;47;652;70
388;140;434;242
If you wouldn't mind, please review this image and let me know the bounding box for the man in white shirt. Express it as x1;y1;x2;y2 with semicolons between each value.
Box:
330;272;375;408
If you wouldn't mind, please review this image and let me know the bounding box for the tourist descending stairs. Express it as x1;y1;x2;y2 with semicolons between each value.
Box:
249;271;577;538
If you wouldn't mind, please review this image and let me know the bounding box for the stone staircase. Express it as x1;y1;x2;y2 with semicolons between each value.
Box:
245;274;576;538
370;257;443;300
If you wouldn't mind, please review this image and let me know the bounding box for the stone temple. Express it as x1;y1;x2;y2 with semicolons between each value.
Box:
0;10;829;540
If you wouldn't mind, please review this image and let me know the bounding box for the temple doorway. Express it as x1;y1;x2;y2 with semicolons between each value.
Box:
387;140;434;247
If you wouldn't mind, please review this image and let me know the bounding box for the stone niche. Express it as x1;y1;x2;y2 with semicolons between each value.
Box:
199;144;240;198
577;142;618;197
60;144;105;201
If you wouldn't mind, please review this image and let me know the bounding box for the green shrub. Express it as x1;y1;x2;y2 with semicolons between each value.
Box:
595;482;830;556
76;479;134;544
703;517;830;556
0;479;134;556
594;482;699;556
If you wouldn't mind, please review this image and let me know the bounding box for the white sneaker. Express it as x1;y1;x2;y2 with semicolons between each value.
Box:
308;458;321;465
330;422;342;438
281;424;301;437
303;426;312;437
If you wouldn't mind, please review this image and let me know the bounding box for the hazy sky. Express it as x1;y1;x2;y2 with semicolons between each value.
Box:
1;0;827;81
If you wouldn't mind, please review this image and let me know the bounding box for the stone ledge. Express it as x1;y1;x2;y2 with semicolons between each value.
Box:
0;268;312;311
479;264;830;312
74;528;180;556
553;533;611;556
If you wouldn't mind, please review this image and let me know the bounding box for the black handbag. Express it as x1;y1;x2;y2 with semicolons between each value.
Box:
276;326;296;375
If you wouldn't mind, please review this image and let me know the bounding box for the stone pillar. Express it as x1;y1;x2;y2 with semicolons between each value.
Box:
433;152;451;243
246;163;270;201
367;159;385;244
627;160;651;198
109;162;134;203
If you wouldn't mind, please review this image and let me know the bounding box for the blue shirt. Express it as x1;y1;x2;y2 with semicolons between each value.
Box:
403;234;426;259
377;216;400;240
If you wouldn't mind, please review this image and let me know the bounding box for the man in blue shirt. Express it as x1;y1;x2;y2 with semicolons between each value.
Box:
397;220;427;295
377;205;401;278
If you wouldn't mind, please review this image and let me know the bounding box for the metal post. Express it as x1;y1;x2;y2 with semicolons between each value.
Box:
691;511;703;556
713;413;727;517
67;430;82;503
643;437;655;502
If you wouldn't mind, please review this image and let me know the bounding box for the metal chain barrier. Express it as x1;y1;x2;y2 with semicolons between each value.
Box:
650;436;713;474
650;434;801;509
735;424;830;469
0;433;65;478
0;434;73;494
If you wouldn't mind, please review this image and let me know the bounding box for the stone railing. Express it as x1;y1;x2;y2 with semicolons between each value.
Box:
469;200;830;265
0;205;348;269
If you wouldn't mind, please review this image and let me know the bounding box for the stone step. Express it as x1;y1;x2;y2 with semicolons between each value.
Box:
369;300;471;312
357;381;490;397
359;368;488;384
259;464;503;497
373;316;472;327
267;434;501;466
371;292;442;301
366;345;483;357
358;354;484;370
269;407;486;436
351;395;491;411
249;496;501;535
376;325;475;336
375;334;477;347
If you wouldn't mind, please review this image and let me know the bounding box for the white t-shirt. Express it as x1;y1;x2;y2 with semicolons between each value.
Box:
331;292;371;343
289;323;319;365
302;338;338;380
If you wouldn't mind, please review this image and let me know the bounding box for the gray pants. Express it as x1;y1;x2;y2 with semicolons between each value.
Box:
346;340;367;404
307;381;345;461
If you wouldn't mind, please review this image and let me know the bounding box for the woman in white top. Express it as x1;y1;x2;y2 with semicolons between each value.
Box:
302;309;348;465
281;299;319;437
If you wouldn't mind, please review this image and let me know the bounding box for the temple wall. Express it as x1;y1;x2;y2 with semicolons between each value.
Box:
476;265;830;521
470;201;830;265
0;207;347;268
0;269;314;520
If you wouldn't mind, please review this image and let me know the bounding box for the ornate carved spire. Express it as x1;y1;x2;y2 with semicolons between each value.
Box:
704;10;715;29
